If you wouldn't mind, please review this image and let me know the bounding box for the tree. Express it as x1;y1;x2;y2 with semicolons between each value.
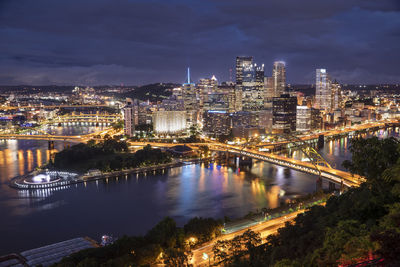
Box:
87;139;96;147
163;248;192;266
342;137;399;181
370;229;400;265
198;145;210;158
218;130;234;143
213;240;230;263
111;120;124;131
273;259;301;267
311;220;375;266
189;124;201;137
241;229;262;260
145;217;179;249
184;217;222;243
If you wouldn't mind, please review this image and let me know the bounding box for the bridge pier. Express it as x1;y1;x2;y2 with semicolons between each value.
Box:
328;181;335;191
238;156;252;167
316;177;323;192
317;134;324;149
48;140;54;150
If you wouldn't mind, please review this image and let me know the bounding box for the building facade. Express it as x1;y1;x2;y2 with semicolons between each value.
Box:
203;110;231;136
272;94;297;133
296;106;311;132
123;98;138;137
315;68;331;111
153;111;186;134
272;61;286;97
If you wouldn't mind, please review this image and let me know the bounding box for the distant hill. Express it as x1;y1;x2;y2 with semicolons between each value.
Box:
120;83;179;102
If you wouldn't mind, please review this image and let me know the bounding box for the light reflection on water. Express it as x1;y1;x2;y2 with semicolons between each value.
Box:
3;125;396;254
289;128;399;171
0;137;320;254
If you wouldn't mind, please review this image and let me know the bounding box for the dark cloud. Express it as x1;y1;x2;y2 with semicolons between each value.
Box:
0;0;399;85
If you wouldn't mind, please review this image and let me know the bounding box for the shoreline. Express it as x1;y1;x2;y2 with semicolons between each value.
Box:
9;156;214;190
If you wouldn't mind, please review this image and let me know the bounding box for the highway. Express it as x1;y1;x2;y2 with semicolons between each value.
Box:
191;211;302;266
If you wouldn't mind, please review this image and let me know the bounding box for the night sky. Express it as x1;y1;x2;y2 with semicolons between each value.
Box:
0;0;399;85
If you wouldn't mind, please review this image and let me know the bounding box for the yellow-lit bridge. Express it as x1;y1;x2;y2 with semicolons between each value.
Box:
0;128;116;142
1;104;110;110
126;141;364;188
45;112;121;124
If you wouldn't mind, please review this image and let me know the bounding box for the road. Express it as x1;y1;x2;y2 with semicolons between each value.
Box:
191;211;302;266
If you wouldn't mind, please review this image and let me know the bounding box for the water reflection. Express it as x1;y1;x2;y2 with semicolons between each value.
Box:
2;125;374;254
287;128;399;171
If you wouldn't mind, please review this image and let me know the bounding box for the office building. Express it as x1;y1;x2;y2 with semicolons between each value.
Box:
218;83;237;112
153;111;186;134
203;110;231;136
123;98;138;137
264;76;274;103
231;111;258;128
272;94;297;133
272;61;286;97
331;80;342;110
235;56;253;89
197;75;218;108
311;108;322;130
296;106;311;132
241;62;255;110
254;64;265;108
236;56;265;110
182;68;198;127
315;68;331;111
258;108;273;133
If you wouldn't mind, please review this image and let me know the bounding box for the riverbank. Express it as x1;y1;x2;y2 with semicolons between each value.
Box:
9;157;213;190
222;191;331;234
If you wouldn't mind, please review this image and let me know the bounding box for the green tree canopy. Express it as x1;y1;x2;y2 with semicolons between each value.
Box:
342;137;399;181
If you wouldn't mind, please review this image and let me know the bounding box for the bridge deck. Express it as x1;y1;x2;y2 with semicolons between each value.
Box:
211;144;362;187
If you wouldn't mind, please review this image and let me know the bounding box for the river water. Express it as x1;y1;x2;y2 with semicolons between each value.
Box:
0;126;397;254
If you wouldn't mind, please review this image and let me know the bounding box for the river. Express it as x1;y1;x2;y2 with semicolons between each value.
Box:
0;126;396;255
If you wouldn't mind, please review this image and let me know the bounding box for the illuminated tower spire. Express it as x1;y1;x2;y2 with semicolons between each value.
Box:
187;67;191;84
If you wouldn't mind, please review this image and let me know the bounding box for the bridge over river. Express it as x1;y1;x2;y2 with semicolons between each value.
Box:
210;144;363;188
127;141;364;188
0;127;115;142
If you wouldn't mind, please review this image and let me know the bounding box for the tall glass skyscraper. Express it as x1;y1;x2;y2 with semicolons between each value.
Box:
235;56;253;88
315;68;331;111
236;57;265;110
235;56;253;111
273;61;286;97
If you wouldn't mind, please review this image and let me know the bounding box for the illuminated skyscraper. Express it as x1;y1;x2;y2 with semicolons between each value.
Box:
296;106;311;132
272;94;296;133
153;111;186;134
235;57;252;111
254;64;265;107
203;110;231;136
236;57;265;110
273;61;286;97
182;67;198;128
197;75;218;108
264;76;274;104
235;56;253;88
123;98;138;137
331;80;341;110
315;68;331;110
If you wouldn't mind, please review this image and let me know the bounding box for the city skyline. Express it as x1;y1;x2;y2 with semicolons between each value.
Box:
1;0;399;85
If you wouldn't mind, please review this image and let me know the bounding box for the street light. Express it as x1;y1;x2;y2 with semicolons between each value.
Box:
202;252;210;266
